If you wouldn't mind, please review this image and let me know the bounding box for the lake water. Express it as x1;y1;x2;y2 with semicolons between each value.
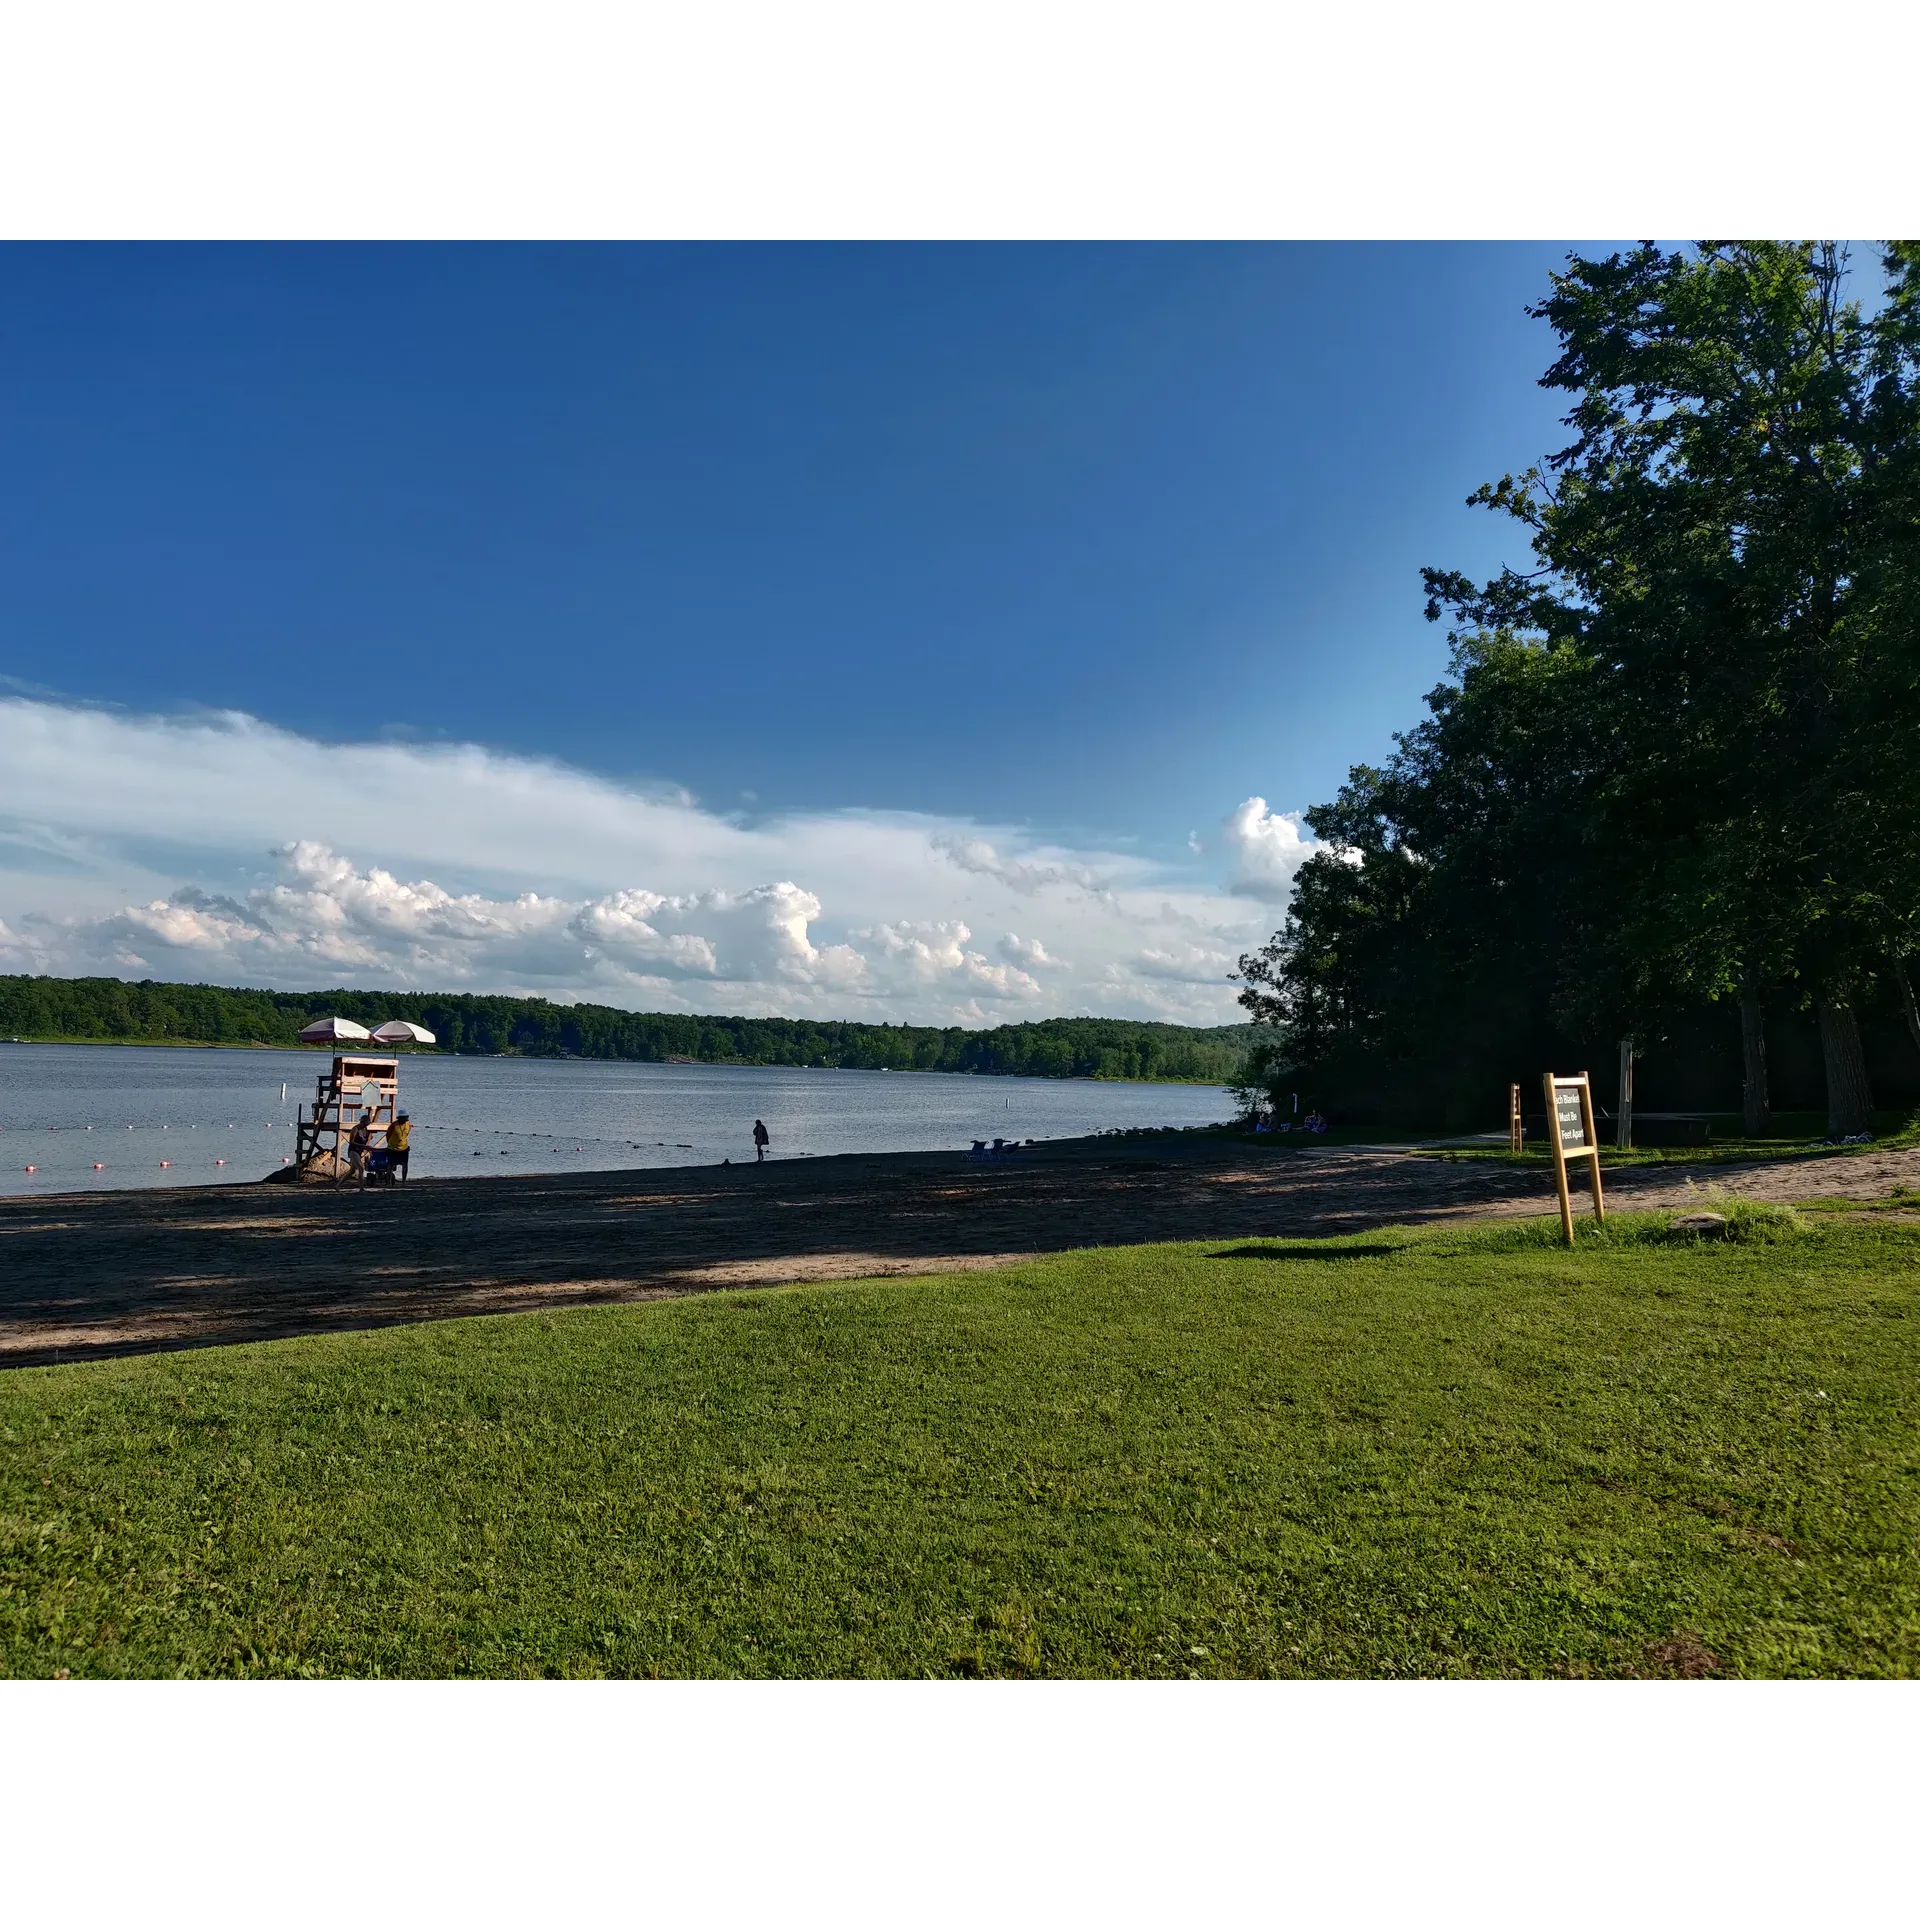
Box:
0;1044;1237;1197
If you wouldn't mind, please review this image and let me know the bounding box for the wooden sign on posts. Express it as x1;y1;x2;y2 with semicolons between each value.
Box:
1542;1069;1606;1245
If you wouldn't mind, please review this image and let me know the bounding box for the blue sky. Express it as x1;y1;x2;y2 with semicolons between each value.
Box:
0;243;1579;1022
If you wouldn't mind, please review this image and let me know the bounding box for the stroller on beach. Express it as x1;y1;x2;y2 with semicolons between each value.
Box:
359;1145;401;1185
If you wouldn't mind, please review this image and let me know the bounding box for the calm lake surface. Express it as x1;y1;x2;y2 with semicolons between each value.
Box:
0;1044;1237;1197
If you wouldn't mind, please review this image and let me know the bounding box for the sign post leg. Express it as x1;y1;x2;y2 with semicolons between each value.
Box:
1581;1076;1607;1224
1545;1070;1575;1246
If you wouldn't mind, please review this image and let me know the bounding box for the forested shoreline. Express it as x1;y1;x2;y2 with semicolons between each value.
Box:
1236;243;1920;1135
0;974;1253;1084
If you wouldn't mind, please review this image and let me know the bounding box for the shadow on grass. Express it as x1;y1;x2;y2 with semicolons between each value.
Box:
1210;1242;1403;1262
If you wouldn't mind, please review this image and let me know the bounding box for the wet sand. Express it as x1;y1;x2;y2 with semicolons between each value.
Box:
4;1134;1916;1368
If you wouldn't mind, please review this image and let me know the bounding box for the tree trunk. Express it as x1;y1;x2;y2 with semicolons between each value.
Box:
1738;987;1771;1139
1616;1039;1634;1149
1894;953;1920;1060
1816;998;1874;1137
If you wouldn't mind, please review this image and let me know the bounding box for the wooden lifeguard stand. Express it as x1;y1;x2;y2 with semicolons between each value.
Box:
294;1055;398;1181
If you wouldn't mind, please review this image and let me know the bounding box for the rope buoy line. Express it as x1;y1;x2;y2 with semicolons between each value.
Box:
4;1123;689;1147
8;1118;768;1173
12;1120;697;1175
426;1124;698;1147
1;1121;299;1134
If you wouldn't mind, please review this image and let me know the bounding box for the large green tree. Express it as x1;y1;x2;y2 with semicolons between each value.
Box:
1424;243;1919;1135
1237;629;1607;1128
1247;242;1920;1138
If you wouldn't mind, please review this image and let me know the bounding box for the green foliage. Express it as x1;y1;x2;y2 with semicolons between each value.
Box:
1240;243;1920;1130
1237;631;1602;1125
0;973;1253;1084
4;1216;1918;1677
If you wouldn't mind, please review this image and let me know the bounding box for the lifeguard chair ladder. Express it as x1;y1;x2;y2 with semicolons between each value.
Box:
294;1055;398;1180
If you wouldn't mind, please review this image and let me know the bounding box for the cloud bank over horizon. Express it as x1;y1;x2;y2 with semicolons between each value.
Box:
0;697;1319;1026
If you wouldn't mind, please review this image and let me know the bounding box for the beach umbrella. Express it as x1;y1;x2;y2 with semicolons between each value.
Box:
297;1016;373;1045
371;1020;437;1046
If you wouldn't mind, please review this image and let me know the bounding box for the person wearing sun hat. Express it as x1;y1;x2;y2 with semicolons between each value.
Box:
388;1110;413;1183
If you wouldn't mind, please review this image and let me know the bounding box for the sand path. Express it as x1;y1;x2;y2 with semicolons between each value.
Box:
4;1135;1914;1368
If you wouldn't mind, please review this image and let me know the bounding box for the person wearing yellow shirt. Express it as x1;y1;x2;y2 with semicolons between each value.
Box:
388;1111;413;1183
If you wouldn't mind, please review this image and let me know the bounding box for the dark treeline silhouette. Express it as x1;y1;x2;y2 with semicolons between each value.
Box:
0;974;1253;1084
1236;243;1920;1135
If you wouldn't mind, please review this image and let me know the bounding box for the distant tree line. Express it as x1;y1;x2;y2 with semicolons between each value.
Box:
0;974;1254;1084
1237;243;1920;1136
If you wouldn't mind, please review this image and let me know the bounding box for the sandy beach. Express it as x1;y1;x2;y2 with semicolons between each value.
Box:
4;1133;1916;1369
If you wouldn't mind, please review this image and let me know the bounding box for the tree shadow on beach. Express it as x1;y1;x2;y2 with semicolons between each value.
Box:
0;1145;1546;1367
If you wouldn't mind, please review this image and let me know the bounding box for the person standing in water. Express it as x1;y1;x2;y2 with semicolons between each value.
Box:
752;1118;770;1163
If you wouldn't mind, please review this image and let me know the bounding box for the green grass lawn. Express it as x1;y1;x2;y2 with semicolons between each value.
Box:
5;1206;1917;1678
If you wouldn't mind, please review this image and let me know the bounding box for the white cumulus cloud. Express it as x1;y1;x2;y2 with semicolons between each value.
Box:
1133;944;1237;984
997;932;1067;971
850;920;1040;1000
934;835;1106;897
1222;797;1316;902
